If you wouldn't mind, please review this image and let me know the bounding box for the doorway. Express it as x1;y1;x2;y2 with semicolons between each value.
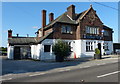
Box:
98;43;102;57
14;47;21;60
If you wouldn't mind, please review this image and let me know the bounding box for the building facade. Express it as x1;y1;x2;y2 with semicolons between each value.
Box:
8;5;113;60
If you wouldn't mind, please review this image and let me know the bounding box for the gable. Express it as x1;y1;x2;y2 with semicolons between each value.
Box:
86;9;102;24
77;6;103;25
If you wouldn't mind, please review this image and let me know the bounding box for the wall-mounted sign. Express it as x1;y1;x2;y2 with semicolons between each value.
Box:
84;35;102;40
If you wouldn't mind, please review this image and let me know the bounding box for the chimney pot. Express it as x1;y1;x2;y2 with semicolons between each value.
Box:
8;29;12;38
49;13;54;23
16;34;19;37
27;34;29;37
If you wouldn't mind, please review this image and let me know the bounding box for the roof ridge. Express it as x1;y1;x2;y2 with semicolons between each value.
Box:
44;12;67;29
79;7;92;20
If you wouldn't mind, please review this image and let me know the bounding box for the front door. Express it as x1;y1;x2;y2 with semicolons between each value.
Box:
98;43;102;57
14;47;21;60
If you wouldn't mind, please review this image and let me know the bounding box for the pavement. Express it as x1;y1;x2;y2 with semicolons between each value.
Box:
1;55;119;82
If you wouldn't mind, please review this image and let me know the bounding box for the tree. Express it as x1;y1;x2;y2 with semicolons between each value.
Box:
52;40;71;62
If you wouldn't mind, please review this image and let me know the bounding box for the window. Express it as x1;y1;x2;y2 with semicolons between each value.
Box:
65;41;72;52
97;28;99;34
61;25;72;34
94;28;97;34
44;45;51;52
86;26;90;33
104;30;109;36
103;43;109;51
86;42;93;52
86;26;99;34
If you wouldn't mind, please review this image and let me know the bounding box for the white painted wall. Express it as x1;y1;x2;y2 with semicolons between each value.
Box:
80;40;104;57
104;41;113;55
31;44;41;60
7;39;113;60
40;39;114;60
80;40;113;57
73;40;81;58
7;44;14;59
40;39;81;60
40;39;56;61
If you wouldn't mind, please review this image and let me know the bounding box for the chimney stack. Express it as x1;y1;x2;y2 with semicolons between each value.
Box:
42;10;46;28
8;29;12;38
67;5;75;20
27;34;29;37
16;34;19;37
49;13;54;23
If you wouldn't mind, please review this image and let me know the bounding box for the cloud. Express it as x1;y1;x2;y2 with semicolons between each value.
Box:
33;26;38;29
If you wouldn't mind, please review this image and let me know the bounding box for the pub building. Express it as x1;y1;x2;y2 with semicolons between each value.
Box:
8;4;113;60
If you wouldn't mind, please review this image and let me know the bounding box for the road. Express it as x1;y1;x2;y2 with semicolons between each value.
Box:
3;62;119;82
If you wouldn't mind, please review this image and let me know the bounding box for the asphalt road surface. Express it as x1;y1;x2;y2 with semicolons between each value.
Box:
3;62;119;82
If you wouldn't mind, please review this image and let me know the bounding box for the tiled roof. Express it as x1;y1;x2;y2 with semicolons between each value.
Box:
8;32;53;45
103;25;113;30
44;12;77;30
37;31;53;43
44;10;87;29
8;37;38;45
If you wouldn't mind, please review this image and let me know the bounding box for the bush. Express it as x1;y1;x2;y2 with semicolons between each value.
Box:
95;48;100;55
52;40;71;62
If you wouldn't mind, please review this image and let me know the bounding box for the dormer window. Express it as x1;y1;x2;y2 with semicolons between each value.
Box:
61;25;72;34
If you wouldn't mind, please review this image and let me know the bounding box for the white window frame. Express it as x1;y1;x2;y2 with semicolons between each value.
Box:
86;26;99;34
86;42;94;52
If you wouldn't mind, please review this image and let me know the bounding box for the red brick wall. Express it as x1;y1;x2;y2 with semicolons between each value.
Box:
52;23;77;40
79;9;103;40
43;8;112;41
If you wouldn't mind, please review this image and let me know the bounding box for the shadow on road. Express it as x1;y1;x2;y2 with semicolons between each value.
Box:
2;56;93;76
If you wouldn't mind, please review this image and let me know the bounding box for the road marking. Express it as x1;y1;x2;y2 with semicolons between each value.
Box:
1;78;12;81
97;71;120;78
83;66;90;68
59;69;71;72
59;70;65;72
29;73;45;77
65;69;71;71
101;63;106;65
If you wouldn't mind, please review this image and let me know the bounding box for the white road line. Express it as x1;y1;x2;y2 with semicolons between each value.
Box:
6;78;12;80
1;78;12;81
29;73;45;77
101;63;106;65
83;66;90;68
97;71;120;78
59;70;66;72
65;69;71;71
59;69;71;72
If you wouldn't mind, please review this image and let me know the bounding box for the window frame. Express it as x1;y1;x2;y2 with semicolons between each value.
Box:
61;25;72;34
44;45;51;52
86;42;94;52
86;26;99;35
103;43;109;51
